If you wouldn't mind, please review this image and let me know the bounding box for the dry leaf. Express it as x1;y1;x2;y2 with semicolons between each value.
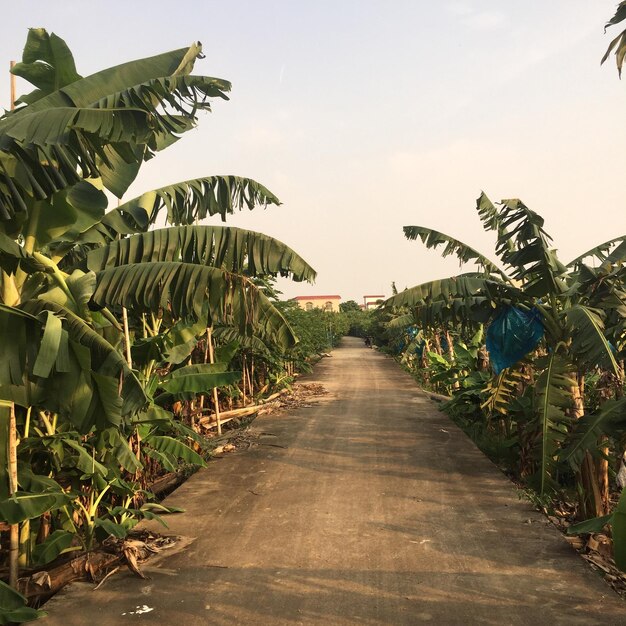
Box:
30;571;51;589
565;536;585;550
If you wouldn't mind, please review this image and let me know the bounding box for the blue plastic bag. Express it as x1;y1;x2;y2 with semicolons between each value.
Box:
486;306;544;374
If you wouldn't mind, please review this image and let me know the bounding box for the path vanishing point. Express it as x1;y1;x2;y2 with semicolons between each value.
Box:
44;337;626;625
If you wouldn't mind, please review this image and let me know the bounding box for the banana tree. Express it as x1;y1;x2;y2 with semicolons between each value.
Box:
0;28;315;612
384;193;626;512
81;224;316;433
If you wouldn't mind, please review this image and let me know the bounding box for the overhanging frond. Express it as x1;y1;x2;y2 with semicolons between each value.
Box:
561;397;626;471
403;225;510;281
75;176;281;247
91;262;297;350
534;353;576;495
10;43;206;115
496;198;568;298
481;368;528;415
384;275;522;309
19;299;147;417
85;225;315;282
567;236;626;268
475;192;514;254
566;304;621;376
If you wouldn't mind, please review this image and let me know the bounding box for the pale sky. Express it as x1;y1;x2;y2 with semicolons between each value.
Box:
2;1;626;304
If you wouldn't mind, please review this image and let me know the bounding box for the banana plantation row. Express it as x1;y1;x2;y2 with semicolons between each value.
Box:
371;5;626;584
0;29;376;623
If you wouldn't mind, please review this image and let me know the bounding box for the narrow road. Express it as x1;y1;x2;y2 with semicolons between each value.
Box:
45;337;625;625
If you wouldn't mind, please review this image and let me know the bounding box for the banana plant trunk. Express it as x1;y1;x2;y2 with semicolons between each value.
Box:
432;333;442;356
572;374;606;518
444;329;460;391
242;353;248;407
597;435;610;512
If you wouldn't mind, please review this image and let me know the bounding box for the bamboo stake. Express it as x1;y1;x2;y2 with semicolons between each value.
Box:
597;435;610;511
207;327;222;434
114;198;133;370
10;61;15;111
198;329;211;412
122;306;132;369
445;329;460;391
7;67;21;582
1;64;19;305
241;353;247;406
18;521;30;568
8;402;19;588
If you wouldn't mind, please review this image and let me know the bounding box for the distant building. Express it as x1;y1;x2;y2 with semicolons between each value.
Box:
363;294;385;310
292;295;341;313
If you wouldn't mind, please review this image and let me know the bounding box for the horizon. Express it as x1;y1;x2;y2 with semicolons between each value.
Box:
3;1;625;303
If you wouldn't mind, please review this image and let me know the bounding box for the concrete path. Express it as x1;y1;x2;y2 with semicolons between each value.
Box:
44;337;625;625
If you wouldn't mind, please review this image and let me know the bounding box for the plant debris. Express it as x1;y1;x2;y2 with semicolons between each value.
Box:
534;497;626;598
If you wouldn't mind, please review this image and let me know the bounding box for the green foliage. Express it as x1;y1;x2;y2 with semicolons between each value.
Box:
339;300;361;312
386;189;626;506
533;353;576;494
31;530;77;566
481;367;528;416
86;225;315;282
281;303;337;359
0;580;46;624
340;308;373;338
0;27;316;592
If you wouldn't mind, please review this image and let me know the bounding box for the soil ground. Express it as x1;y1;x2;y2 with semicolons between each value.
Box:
43;337;626;625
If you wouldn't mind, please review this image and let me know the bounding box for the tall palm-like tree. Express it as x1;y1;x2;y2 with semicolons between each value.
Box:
384;193;626;514
0;29;315;617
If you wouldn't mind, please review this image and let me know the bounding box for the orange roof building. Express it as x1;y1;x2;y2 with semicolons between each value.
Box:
292;295;341;313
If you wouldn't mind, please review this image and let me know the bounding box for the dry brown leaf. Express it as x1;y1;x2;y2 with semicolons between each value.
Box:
583;554;612;573
565;536;585;550
123;547;147;579
30;571;51;589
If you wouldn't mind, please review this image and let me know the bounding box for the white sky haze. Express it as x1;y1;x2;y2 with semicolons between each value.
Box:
2;1;625;303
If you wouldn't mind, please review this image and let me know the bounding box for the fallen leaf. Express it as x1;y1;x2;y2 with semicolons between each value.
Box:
30;571;51;589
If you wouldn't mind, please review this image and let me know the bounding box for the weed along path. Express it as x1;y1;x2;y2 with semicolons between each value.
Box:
44;337;624;625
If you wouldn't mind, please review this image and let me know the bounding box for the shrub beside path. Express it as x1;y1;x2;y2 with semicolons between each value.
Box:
44;337;626;625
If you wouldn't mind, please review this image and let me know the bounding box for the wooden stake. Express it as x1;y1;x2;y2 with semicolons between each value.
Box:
8;402;19;588
241;353;247;406
207;327;222;434
114;198;132;370
122;306;132;368
10;61;16;111
198;329;211;412
5;72;18;587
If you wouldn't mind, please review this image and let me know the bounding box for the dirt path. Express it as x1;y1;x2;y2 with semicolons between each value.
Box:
44;337;625;625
